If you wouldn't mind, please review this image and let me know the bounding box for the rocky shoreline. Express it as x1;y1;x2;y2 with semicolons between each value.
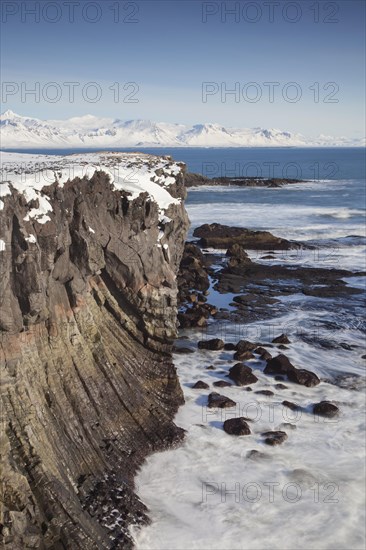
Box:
1;153;364;548
185;173;304;188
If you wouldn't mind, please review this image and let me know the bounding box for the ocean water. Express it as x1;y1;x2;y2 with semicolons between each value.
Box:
130;148;366;550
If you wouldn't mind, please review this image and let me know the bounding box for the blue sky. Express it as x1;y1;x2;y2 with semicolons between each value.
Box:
1;0;365;137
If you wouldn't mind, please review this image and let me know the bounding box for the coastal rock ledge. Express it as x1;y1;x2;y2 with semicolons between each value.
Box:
0;152;190;549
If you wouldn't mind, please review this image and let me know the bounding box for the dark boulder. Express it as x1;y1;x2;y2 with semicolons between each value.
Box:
265;354;320;388
213;380;233;388
235;340;258;352
313;401;339;417
233;350;255;361
224;342;236;351
275;383;288;390
198;338;225;351
207;392;236;409
223;417;251;436
255;390;274;397
192;380;210;389
282;400;300;411
264;354;295;375
228;363;258;386
262;431;288;446
288;368;320;388
272;334;291;344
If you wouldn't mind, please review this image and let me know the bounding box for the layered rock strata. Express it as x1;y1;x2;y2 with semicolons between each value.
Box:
0;152;189;549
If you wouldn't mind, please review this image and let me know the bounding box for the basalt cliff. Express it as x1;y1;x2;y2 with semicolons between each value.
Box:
0;152;189;549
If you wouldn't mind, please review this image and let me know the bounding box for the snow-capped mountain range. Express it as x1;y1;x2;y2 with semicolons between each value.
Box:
1;110;364;148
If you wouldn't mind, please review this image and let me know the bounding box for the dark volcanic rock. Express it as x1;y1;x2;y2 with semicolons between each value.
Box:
226;243;253;268
207;392;236;409
255;390;274;397
282;400;301;411
233;350;255;361
198;338;225;351
262;431;288;446
213;380;233;388
287;368;320;388
192;380;210;389
177;242;212;327
264;354;295;375
313;401;339;417
261;351;272;361
0;153;189;549
224;342;236;351
228;363;258;386
235;340;258;352
265;354;320;388
193;223;298;250
185;174;303;188
223;417;251;436
272;334;291;344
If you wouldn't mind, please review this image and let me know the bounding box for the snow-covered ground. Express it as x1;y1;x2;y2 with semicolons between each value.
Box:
0;150;183;226
1;111;364;149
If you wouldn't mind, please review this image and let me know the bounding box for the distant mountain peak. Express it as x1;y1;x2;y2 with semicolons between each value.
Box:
0;111;363;148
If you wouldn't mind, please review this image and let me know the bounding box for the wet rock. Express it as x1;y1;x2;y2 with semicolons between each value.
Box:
235;339;258;352
233;350;255;361
255;390;274;397
193;223;296;250
275;375;285;381
262;431;288;446
224;342;236;351
265;354;320;387
226;243;253;268
228;363;258;386
275;383;288;390
272;334;291;344
205;365;216;370
313;401;339;417
254;346;267;355
288;368;320;388
198;338;225;351
282;400;300;411
223;417;251;436
207;392;236;409
261;351;272;361
192;381;210;389
264;354;294;375
278;344;289;350
280;423;297;430
213;380;233;388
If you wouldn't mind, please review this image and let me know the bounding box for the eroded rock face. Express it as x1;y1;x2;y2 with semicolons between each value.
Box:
0;153;190;549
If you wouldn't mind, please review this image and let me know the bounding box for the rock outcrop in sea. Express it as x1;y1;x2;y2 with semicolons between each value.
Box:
0;152;189;548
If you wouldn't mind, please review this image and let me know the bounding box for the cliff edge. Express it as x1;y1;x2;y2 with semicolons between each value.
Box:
0;152;189;548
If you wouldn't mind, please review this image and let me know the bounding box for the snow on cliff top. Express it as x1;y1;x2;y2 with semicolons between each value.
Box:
0;151;183;224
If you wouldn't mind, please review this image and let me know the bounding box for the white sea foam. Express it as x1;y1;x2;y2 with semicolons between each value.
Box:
133;181;365;549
